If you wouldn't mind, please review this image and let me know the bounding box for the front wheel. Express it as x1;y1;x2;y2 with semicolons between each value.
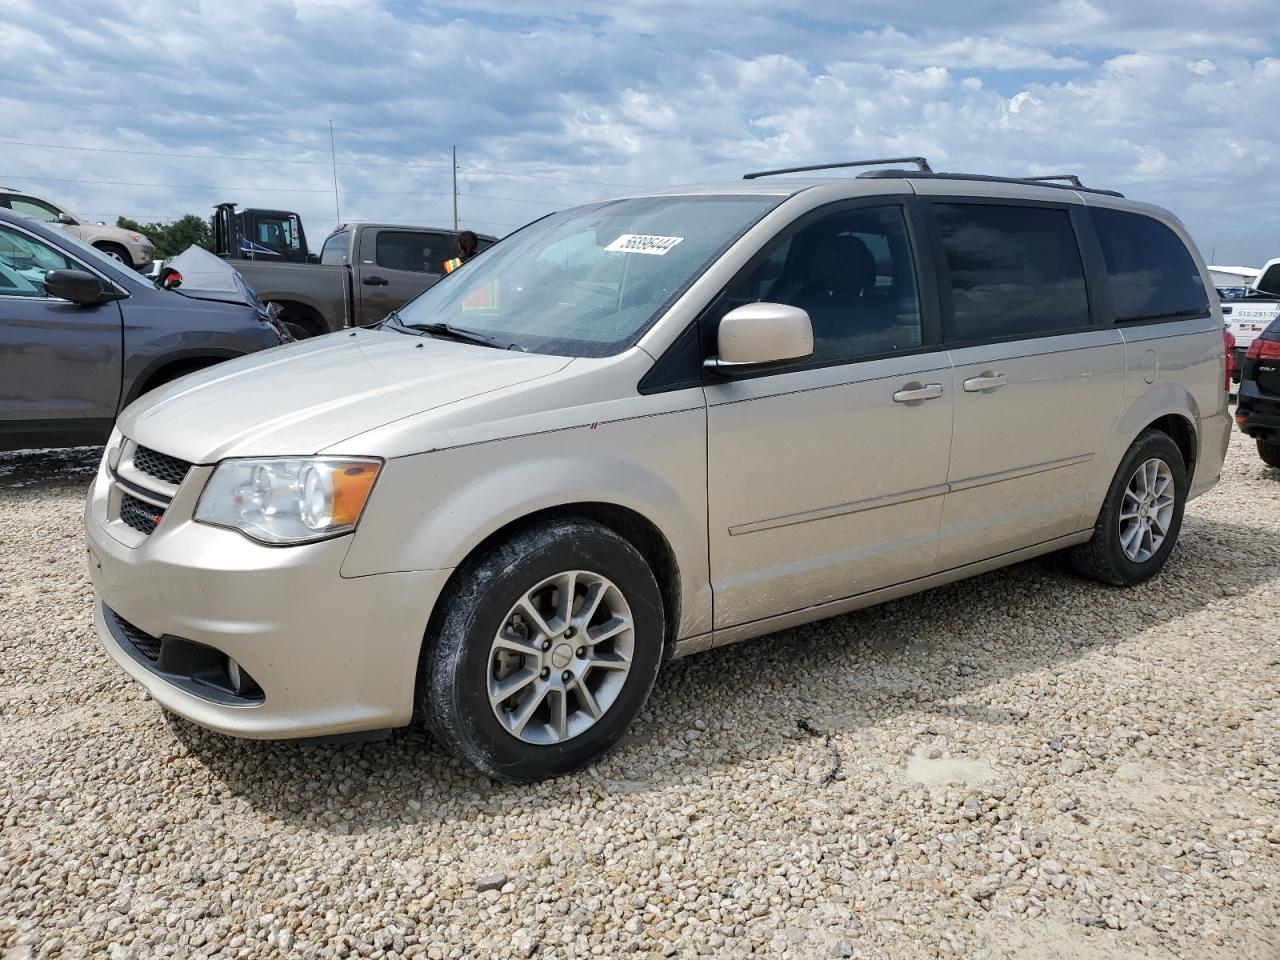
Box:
1067;429;1188;586
1259;439;1280;469
420;519;665;781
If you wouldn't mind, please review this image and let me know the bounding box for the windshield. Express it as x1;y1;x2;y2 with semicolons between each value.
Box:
393;194;783;356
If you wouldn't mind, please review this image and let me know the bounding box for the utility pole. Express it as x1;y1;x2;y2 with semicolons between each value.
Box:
452;145;459;232
329;121;341;223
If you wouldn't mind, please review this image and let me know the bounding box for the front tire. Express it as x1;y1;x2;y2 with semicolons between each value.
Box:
421;519;665;781
94;243;132;266
1067;429;1188;586
1259;439;1280;469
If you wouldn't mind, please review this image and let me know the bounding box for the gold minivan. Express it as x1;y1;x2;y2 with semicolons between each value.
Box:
84;160;1231;780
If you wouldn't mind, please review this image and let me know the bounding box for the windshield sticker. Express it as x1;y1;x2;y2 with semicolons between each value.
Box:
605;234;684;256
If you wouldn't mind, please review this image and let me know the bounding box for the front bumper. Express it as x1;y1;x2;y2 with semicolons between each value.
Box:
84;452;449;738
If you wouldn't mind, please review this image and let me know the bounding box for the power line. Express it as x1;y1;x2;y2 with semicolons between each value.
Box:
0;137;645;189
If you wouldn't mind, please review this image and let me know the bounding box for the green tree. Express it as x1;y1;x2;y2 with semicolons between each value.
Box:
116;214;212;258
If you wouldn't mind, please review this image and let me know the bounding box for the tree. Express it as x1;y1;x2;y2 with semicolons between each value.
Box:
115;214;213;258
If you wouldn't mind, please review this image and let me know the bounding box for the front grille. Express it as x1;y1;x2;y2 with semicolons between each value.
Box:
120;493;164;535
109;609;161;662
132;446;192;487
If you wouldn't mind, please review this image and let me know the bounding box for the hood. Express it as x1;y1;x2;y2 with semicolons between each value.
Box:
118;329;573;462
164;245;261;308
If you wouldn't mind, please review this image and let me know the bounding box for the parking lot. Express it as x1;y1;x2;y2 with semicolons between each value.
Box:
0;434;1276;959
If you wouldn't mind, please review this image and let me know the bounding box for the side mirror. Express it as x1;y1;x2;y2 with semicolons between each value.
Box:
44;269;107;305
56;212;77;226
704;302;813;375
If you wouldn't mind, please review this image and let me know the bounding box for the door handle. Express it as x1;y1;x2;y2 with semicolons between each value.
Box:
962;372;1008;392
892;382;944;403
363;275;389;286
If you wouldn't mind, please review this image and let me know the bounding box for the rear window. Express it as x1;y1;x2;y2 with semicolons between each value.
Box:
934;203;1091;341
1090;208;1210;322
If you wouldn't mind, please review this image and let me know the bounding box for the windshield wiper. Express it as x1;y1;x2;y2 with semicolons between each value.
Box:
407;319;524;351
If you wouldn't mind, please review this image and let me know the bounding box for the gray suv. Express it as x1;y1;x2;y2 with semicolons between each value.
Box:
0;209;283;451
84;159;1230;781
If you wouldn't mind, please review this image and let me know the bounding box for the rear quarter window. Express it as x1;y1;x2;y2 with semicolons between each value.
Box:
1090;208;1210;322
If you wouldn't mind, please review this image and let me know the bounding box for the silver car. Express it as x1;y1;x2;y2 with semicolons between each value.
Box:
1;187;155;268
84;160;1231;781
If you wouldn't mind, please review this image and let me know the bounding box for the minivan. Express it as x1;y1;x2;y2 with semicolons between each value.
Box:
84;159;1231;781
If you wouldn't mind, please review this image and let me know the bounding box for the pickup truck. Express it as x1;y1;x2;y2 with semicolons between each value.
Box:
1222;256;1280;381
224;223;496;338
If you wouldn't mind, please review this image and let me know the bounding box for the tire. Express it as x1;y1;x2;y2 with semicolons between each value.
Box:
1259;439;1280;469
421;519;665;782
1066;429;1187;586
94;243;132;265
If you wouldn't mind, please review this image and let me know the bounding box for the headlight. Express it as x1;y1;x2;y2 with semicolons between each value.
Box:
128;233;147;244
194;457;381;544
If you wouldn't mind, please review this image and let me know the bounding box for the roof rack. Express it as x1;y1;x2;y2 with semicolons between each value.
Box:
1021;175;1087;189
855;168;1124;198
743;157;933;180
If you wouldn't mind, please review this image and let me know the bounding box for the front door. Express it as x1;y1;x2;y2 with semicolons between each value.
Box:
0;222;122;446
356;229;448;325
705;200;953;629
927;200;1126;567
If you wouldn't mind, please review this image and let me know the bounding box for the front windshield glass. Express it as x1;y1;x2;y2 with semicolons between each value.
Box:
393;194;783;356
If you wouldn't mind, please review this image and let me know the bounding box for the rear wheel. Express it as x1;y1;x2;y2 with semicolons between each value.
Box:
420;519;664;781
1259;439;1280;469
1067;429;1187;586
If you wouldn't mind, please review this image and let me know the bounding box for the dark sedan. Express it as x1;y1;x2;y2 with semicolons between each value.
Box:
1235;315;1280;470
0;209;285;451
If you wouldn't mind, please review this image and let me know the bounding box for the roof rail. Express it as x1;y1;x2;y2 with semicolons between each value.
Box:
855;168;1124;198
1021;174;1087;189
743;157;933;180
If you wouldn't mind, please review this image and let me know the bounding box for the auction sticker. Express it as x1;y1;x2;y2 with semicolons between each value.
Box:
605;234;684;255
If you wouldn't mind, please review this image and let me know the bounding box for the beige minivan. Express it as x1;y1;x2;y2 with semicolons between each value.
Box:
84;159;1231;780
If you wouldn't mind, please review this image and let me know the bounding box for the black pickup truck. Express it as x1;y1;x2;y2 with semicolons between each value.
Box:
220;221;496;338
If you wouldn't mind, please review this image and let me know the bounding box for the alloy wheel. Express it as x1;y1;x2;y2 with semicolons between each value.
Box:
487;570;634;745
1118;457;1176;563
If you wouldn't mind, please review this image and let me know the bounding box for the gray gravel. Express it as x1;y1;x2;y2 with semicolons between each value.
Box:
1;434;1277;959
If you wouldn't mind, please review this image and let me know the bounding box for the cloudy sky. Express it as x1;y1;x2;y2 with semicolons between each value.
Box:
3;0;1278;263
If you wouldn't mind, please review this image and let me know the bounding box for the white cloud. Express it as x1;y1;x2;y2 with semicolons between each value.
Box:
0;1;1276;263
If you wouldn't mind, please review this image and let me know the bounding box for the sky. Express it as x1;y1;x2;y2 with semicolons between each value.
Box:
2;0;1278;264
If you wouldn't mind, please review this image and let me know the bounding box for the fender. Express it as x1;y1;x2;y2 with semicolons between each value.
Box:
340;410;714;640
122;346;245;409
1076;381;1200;531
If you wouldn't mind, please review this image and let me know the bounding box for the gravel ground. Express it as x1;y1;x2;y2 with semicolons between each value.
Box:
1;433;1277;960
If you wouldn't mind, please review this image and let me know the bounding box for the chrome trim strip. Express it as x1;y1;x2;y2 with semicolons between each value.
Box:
728;483;949;536
947;453;1093;493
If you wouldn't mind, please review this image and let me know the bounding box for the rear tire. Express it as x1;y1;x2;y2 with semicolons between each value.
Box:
1259;439;1280;469
420;519;664;782
1067;429;1187;586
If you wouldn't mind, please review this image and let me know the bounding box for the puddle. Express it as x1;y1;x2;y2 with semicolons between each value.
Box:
0;446;101;489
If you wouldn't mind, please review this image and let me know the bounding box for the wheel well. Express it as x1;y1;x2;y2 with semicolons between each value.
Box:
136;357;226;397
426;502;682;658
269;301;326;337
1145;414;1196;479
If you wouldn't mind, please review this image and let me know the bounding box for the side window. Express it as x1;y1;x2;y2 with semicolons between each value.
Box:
253;216;294;254
6;197;63;223
724;204;923;363
1090;208;1210;322
476;237;496;252
376;231;446;274
0;224;73;297
319;232;350;266
934;203;1090;341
